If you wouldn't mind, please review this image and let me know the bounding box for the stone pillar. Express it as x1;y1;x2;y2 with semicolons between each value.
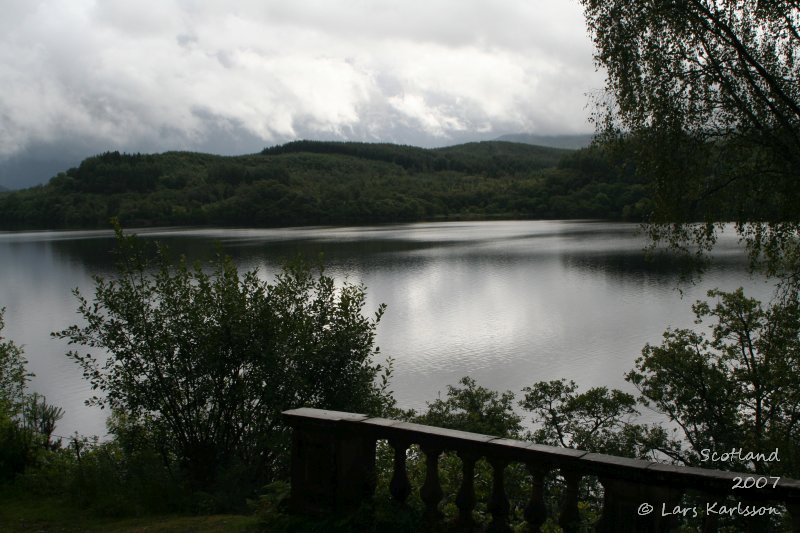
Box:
284;408;376;515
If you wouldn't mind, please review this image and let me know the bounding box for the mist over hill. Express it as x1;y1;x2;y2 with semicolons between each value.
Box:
0;148;85;190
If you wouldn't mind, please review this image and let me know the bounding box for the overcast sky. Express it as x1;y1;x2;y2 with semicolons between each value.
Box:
0;0;604;187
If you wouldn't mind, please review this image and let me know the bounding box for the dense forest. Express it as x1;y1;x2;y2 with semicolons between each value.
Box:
0;140;651;229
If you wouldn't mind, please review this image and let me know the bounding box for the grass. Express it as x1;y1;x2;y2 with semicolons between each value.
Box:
0;490;260;532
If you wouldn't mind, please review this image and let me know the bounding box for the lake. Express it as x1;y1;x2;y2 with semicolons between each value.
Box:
0;220;774;439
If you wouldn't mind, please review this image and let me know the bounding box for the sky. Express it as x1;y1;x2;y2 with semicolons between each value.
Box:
0;0;604;188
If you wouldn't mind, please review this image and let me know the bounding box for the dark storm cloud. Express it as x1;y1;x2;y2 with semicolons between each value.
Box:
0;0;603;186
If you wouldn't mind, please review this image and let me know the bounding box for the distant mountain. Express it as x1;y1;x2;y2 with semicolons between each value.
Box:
495;133;595;150
0;184;7;192
264;139;569;173
434;141;571;171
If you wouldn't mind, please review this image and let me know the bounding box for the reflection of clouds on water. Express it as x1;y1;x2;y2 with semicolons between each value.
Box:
0;240;109;438
372;259;562;373
0;220;776;435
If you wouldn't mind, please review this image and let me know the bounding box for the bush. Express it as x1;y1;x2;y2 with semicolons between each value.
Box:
54;224;395;507
1;308;64;481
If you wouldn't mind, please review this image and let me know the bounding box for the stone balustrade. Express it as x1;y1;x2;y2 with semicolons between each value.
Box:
283;407;800;532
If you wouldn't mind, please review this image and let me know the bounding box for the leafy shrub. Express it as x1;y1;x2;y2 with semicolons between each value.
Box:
54;224;395;508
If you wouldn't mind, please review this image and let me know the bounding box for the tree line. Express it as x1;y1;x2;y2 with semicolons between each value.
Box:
0;141;652;229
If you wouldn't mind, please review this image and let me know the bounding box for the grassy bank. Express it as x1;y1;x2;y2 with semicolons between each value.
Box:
0;488;259;532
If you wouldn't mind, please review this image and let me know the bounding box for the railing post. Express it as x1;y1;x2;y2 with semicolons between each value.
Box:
389;438;412;504
455;451;479;529
487;457;511;533
283;409;375;515
788;496;800;533
284;409;800;531
524;463;550;531
420;444;444;522
559;469;582;533
698;490;724;533
596;478;681;533
647;484;683;532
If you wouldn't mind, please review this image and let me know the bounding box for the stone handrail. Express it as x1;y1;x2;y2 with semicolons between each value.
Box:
283;407;800;532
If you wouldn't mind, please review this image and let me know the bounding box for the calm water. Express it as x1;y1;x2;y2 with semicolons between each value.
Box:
0;220;774;438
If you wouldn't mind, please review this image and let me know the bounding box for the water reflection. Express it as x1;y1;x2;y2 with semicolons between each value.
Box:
0;221;774;437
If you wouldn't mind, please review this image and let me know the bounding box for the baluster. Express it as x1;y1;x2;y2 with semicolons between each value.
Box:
487;458;511;533
420;445;444;522
389;439;411;504
787;498;800;533
700;492;720;533
702;509;719;533
701;513;718;533
524;463;549;531
652;485;683;532
742;498;769;533
455;451;478;529
595;478;659;533
559;469;582;533
596;478;631;532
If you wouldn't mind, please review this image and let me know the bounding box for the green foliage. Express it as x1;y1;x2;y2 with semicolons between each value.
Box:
516;379;678;531
435;141;570;174
0;308;28;423
397;379;530;529
628;287;800;475
0;486;260;533
53;225;394;501
12;430;188;517
0;310;65;482
404;378;604;530
520;379;674;459
396;288;800;530
21;393;64;451
580;0;800;270
254;478;427;533
415;376;522;438
514;287;800;476
0;422;39;483
582;0;800;146
59;151;163;194
0;141;651;229
262;140;439;172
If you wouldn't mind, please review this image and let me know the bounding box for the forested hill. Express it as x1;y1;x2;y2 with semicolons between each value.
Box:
495;133;594;150
262;139;570;173
0;140;652;229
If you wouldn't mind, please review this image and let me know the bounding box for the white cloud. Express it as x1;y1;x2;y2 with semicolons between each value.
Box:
0;0;603;160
